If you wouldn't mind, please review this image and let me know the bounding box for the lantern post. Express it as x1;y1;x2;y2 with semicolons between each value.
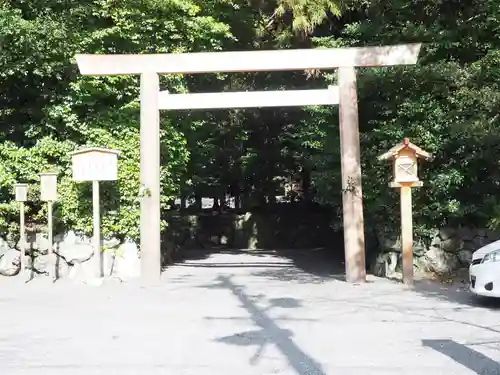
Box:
378;138;433;285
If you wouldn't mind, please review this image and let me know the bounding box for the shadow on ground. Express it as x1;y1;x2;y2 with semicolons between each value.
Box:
175;248;347;284
198;275;326;375
169;247;347;284
413;278;500;310
248;251;346;284
169;246;500;309
422;339;500;375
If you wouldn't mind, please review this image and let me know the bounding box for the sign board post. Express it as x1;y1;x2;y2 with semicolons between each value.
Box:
378;138;433;285
40;172;58;280
71;147;120;280
14;183;29;275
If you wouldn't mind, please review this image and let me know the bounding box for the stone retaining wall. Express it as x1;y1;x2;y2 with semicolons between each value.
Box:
372;227;500;277
0;231;140;282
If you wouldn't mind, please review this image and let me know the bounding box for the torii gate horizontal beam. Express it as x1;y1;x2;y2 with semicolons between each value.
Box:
75;44;421;75
158;87;339;110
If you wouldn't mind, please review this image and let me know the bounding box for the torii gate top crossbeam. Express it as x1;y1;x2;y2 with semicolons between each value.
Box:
75;44;421;76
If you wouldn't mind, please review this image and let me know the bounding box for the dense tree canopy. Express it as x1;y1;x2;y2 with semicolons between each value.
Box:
0;0;498;244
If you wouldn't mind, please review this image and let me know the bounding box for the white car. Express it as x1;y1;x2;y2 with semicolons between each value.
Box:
469;239;500;298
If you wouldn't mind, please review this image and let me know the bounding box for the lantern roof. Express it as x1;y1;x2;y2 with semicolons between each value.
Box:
377;138;433;161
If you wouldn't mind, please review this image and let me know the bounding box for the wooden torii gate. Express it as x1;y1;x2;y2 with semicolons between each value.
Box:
75;43;421;284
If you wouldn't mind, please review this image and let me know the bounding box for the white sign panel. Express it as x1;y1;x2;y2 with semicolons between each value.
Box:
71;148;120;182
40;173;58;201
14;184;28;202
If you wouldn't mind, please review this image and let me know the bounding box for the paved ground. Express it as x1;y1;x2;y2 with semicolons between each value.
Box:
0;251;499;375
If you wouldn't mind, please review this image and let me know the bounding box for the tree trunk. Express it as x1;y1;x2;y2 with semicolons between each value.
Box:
195;194;202;211
213;196;220;210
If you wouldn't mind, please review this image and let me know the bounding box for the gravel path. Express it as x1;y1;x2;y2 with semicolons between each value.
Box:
0;251;499;375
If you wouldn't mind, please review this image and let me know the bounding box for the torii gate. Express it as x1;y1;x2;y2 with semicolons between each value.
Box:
75;43;421;284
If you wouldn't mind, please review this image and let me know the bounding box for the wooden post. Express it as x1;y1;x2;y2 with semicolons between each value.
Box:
19;201;26;274
92;180;103;278
140;72;161;284
338;66;366;283
47;200;54;279
14;183;28;276
400;185;413;285
40;172;58;280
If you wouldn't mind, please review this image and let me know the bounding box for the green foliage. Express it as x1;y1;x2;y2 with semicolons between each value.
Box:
0;0;231;242
275;0;344;34
308;0;500;239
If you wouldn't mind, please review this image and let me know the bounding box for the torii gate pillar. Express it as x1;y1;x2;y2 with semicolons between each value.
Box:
140;72;161;283
75;43;421;284
338;66;365;283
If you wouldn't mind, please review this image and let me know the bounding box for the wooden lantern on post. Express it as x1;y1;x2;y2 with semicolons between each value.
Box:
378;138;433;285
